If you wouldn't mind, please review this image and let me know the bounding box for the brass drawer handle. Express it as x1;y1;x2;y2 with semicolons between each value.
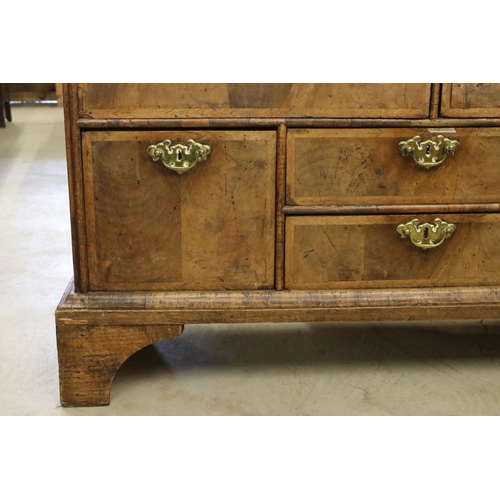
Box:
398;135;459;169
397;218;456;250
147;139;211;174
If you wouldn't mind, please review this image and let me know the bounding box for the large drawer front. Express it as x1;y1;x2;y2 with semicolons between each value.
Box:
83;130;276;291
80;84;431;119
441;84;500;117
285;215;500;289
287;128;500;207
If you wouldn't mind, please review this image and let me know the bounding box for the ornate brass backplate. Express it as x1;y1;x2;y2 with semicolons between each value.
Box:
398;135;459;169
397;218;456;250
147;139;211;174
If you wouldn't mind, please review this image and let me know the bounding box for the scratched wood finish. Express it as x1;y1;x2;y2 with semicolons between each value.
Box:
429;83;441;119
57;83;500;407
285;215;500;289
287;128;500;207
275;124;286;290
55;280;500;325
82;130;276;291
441;84;500;117
77;117;500;129
283;203;500;215
80;84;432;119
57;323;183;406
63;84;89;292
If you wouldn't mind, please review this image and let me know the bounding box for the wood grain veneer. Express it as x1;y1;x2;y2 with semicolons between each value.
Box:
441;84;500;117
287;128;500;207
285;215;500;289
82;130;276;291
56;83;500;407
80;83;432;119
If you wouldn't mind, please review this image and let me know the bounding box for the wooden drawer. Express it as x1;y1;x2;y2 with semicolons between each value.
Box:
286;128;500;207
285;214;500;289
80;83;431;119
82;130;276;291
441;84;500;117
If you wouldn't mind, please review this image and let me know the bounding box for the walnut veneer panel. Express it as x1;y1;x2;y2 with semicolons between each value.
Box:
82;130;276;291
287;128;500;207
285;215;500;289
441;84;500;117
81;84;431;119
58;83;500;408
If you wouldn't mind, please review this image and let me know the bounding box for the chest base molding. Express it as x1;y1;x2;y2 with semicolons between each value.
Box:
57;282;500;325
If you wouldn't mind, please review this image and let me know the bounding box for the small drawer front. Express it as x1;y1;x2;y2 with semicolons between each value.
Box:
83;130;276;291
287;128;500;207
285;215;500;289
441;84;500;118
81;83;431;119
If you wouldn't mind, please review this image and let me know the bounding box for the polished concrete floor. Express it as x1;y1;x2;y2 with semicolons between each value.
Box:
1;106;500;415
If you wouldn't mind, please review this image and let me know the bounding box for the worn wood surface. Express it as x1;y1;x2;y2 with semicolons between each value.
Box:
283;203;500;215
442;84;500;117
56;279;500;325
57;322;183;406
80;84;431;119
429;84;441;119
287;128;500;207
76;117;500;129
285;215;500;289
63;84;89;292
275;124;286;290
57;83;500;407
83;130;276;291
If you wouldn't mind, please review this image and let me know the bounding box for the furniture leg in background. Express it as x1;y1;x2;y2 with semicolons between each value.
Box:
0;85;5;127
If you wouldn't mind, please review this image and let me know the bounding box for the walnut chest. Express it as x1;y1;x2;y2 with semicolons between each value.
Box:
56;83;500;406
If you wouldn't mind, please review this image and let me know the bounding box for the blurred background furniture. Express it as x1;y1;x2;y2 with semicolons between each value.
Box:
8;83;56;102
0;84;64;127
55;83;63;107
3;83;63;107
0;84;12;127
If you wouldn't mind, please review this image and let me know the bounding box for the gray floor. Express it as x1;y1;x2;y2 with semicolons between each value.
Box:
1;105;500;415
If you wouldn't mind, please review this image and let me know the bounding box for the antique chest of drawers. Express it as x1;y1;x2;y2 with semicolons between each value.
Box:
56;83;500;406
